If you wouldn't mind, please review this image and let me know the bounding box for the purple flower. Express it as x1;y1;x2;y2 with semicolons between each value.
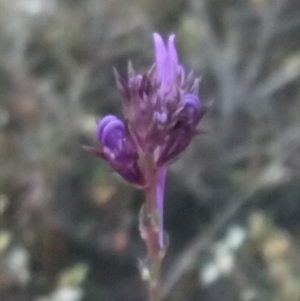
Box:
153;33;179;89
87;33;207;248
86;115;145;187
113;33;206;161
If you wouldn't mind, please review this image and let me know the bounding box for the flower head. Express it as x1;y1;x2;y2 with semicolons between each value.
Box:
87;33;206;187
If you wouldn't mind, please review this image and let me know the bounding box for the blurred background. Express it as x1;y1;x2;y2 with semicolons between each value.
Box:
1;0;300;300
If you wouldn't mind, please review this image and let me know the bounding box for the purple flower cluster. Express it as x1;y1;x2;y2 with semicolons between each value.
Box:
88;33;206;188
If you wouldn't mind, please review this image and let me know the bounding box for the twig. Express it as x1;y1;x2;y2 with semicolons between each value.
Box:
162;179;260;298
239;0;286;98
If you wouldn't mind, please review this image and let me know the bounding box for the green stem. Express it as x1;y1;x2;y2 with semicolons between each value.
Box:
143;163;162;301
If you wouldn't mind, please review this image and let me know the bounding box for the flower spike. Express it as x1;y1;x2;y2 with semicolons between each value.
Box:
87;33;207;253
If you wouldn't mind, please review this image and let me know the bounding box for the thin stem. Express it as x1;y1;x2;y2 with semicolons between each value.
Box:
157;167;167;248
144;177;161;301
141;161;164;301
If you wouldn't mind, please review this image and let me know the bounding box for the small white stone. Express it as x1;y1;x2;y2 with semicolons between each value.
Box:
215;251;234;275
224;226;246;251
6;246;30;286
201;262;220;286
16;0;56;16
51;287;83;301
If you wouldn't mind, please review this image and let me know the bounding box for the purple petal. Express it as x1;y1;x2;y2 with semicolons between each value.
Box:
167;34;178;79
153;33;167;85
97;115;118;141
182;94;201;113
157;167;167;248
117;163;146;188
101;119;125;149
